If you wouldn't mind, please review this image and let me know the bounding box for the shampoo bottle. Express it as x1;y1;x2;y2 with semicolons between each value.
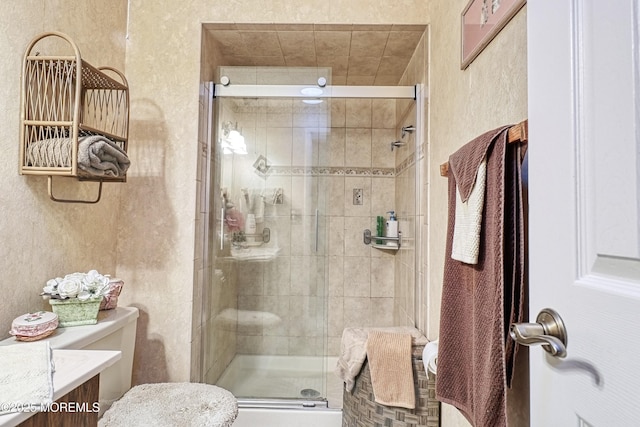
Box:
385;211;398;246
245;213;257;234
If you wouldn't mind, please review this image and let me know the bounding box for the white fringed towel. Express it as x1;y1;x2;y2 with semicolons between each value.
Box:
0;342;54;414
451;158;486;264
335;327;369;392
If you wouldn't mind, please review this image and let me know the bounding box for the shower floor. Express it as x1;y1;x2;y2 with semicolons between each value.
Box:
216;355;343;409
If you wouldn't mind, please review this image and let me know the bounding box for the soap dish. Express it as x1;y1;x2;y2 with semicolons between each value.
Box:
10;311;58;341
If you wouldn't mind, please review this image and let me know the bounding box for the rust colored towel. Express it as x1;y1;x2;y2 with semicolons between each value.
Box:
366;331;415;409
436;125;526;427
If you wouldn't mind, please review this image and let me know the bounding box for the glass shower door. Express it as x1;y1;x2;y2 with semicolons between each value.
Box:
213;94;330;405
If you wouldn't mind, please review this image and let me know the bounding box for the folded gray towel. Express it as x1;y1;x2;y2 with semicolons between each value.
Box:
78;135;130;178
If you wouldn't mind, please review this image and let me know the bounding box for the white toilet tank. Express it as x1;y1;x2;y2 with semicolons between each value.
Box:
0;307;138;415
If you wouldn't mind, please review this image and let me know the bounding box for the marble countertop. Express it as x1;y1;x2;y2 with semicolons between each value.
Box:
0;349;121;427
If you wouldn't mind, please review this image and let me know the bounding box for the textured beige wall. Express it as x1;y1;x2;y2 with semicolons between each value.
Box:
426;2;528;427
0;0;127;342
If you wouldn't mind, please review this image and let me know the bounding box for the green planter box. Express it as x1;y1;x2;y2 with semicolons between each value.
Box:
48;297;102;327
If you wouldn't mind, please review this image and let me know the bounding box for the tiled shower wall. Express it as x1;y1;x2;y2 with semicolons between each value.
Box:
212;69;404;360
326;97;400;355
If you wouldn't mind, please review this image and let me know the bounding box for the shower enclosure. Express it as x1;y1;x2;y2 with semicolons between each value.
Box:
201;71;416;409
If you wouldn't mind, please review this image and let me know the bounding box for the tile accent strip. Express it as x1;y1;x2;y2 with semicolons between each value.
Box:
265;166;395;177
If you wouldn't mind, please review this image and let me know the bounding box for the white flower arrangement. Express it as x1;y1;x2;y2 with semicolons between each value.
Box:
42;270;111;301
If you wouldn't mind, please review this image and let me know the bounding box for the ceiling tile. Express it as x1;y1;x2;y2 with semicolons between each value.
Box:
348;56;381;75
314;31;351;57
209;30;248;56
252;56;286;67
284;54;318;67
390;24;427;32
346;75;375;85
377;56;412;76
278;31;316;57
384;31;424;57
240;31;282;56
355;24;393;31
314;24;354;31
224;56;255;66
205;23;426;86
275;23;315;31
373;75;401;86
350;31;389;57
316;56;349;76
235;23;275;31
331;75;347;85
203;23;237;31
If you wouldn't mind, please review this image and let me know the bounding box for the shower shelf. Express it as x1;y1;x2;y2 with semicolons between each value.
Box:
363;229;401;251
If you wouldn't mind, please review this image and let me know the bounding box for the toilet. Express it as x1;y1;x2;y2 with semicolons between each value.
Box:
0;306;138;416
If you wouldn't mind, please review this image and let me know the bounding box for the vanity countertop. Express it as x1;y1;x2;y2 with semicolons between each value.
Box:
0;349;121;427
0;307;139;350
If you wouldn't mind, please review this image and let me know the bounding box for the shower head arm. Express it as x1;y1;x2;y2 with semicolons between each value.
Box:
391;140;406;151
401;125;416;138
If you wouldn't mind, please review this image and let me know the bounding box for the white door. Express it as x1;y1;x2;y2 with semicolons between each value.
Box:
527;1;640;426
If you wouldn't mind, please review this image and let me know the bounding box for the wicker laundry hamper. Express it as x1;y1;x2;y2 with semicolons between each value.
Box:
342;344;440;427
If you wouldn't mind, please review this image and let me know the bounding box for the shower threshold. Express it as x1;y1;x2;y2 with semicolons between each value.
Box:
238;398;329;410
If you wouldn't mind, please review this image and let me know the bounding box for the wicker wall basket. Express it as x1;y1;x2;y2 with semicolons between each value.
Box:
342;344;440;427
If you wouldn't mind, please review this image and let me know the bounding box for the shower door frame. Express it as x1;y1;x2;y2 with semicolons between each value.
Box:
208;82;419;410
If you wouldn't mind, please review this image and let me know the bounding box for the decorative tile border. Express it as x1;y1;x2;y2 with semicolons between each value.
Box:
397;152;415;176
266;166;395;177
395;142;427;176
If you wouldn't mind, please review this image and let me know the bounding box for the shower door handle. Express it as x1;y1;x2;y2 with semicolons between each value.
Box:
314;209;319;252
220;207;225;250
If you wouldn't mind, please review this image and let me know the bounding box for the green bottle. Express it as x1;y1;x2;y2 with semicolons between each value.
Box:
376;216;384;244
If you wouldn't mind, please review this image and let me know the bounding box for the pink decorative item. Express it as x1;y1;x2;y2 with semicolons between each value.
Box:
10;311;59;341
225;207;245;232
100;278;124;310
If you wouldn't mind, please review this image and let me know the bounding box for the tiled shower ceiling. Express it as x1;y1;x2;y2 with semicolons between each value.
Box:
204;23;427;86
